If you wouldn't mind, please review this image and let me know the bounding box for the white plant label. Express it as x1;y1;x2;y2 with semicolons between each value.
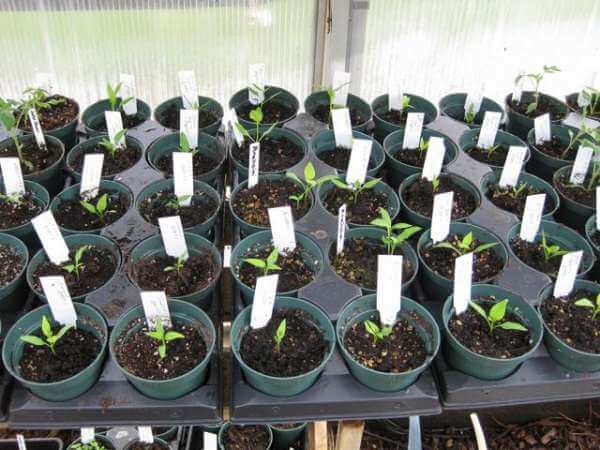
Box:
158;216;188;259
534;113;552;145
27;108;47;149
40;276;77;327
430;191;454;243
268;206;296;252
140;291;172;328
80;154;104;200
421;136;445;181
16;434;26;450
173;152;194;206
138;426;154;444
346;138;372;185
388;83;404;112
81;428;95;444
520;194;546;242
225;185;231;202
569;146;593;184
180;109;199;149
376;254;403;326
35;72;57;94
402;112;424;149
104;111;125;148
597;186;600;231
331;107;353;149
178;70;198;109
32;211;70;265
553;251;583;298
336;204;347;255
228;108;244;146
332;70;351;106
203;432;218;450
453;252;473;315
476;111;501;149
248;142;260;189
464;91;483;118
513;71;525;103
577;72;597;107
250;274;279;329
0;157;26;195
498;146;527;188
223;245;232;268
119;73;137;115
248;63;266;105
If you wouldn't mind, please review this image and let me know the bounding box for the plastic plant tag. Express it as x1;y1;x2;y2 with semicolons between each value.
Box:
346;138;372;185
104;111;125;148
268;206;296;252
180;109;199;149
80;154;104;200
0;157;26;195
597;186;600;231
225;185;231;202
453;252;473;315
464;90;483;119
32;211;70;265
138;426;154;444
430;191;453;243
228;108;244;146
388;82;404;112
476;111;501;149
178;70;198;109
250;274;279;329
141;291;172;329
520;194;546;242
34;72;57;94
553;251;583;298
513;70;525;103
376;254;403;326
27;109;47;149
248;63;266;105
223;245;232;268
203;432;218;450
158;216;188;259
119;73;137;115
81;428;95;444
569;146;593;184
534;113;551;145
248;142;260;189
331;107;353;149
173;152;194;207
332;70;351;106
421;136;445;181
402;112;424;149
16;434;26;450
40;276;77;327
336;204;347;255
407;416;422;450
577;72;597;107
498;146;527;188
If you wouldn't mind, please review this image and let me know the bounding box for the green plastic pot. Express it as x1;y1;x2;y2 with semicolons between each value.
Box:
304;91;372;133
458;128;530;169
418;222;509;302
82;99;152;136
552;164;595;231
399;172;481;229
0;233;29;312
310;129;384;177
128;232;222;309
66;134;144;182
135;178;221;238
504;92;568;140
383;128;459;188
270;423;307;449
19;96;79;150
67;435;115;450
110;299;216;399
565;92;600;121
585;215;599;272
1;302;108;401
0;134;65;196
443;284;543;380
539;279;600;372
526;124;575;182
50;180;133;235
26;234;122;303
439;93;504;128
218;422;273;450
231;296;335;396
317;176;400;228
146;131;226;186
229;85;299;128
371;93;438;142
123;438;169;450
327;226;418;294
153;95;224;136
231;231;324;304
336;294;440;392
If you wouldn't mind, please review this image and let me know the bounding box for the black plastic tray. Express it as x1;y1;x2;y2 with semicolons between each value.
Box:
0;438;63;450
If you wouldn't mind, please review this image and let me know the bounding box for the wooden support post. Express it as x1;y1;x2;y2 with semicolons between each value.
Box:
335;420;365;450
306;421;328;450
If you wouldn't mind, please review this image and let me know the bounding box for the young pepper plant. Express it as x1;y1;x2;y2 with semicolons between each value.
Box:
99;129;128;158
166;195;192;210
70;440;109;450
540;231;569;263
286;162;336;207
145;318;185;359
80;193;114;222
364;319;393;343
106;82;133;112
0;192;23;206
508;182;528;199
581;86;600;117
464;103;476;124
244;247;281;276
469;299;528;333
330;177;381;204
274;319;286;352
369;207;421;255
20;315;72;355
575;293;600;320
514;65;560;114
235;106;277;144
164;251;188;276
0;98;33;170
179;133;198;155
433;232;498;256
62;245;91;279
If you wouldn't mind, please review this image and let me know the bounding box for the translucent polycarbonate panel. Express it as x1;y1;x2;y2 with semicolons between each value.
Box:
0;0;317;109
359;0;600;106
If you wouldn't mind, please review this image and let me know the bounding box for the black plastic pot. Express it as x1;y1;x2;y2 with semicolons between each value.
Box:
0;438;63;450
504;92;568;140
439;93;504;128
552;164;596;232
229;85;299;128
371;93;438;141
304;91;372;133
526;124;576;182
82;99;152;136
153;95;224;136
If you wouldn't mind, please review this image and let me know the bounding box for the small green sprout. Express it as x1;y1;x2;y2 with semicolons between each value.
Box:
330;177;381;204
249;84;280;110
370;207;421;255
326;81;352;110
540;230;569;263
179;133;198;155
21;87;65;113
274;319;286;352
145;318;185;359
431;176;440;192
465;103;476;124
416;137;429;160
364;319;393;343
62;245;91;279
574;293;600;320
509;182;528;199
235;106;277;144
244;247;281;276
80;193;114;221
469;299;528;334
70;440;108;450
581;86;600;117
20;315;72;356
514;65;560;114
286;162;337;207
164;252;187;276
0;192;23;206
433;232;498;256
483;144;501;157
99;129;127;158
0;98;32;170
165;195;192;210
106;82;133;112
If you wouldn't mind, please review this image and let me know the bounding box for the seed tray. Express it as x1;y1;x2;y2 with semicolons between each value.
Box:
0;438;63;450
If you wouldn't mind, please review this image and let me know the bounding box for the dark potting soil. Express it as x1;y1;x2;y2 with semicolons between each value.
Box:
317;146;378;171
0;244;24;287
567;95;600;120
221;425;270;450
126;442;169;450
0;140;62;175
312;104;366;127
510;236;579;277
158;103;218;129
54;189;130;231
92;110;146;132
70;143;141;177
238;245;317;292
116;319;206;380
32;246;117;297
330;237;414;290
378;108;409;125
17;95;79;131
154;150;220;177
554;171;598;207
448;297;533;358
534;135;576;160
231;178;309;226
271;423;303;429
237;100;296;124
510;96;566;121
487;183;554;218
466;144;510;166
344;316;427;373
540;289;600;354
391;147;429;168
403;175;478;219
322;185;389;224
231;135;303;172
131;251;218;296
240;309;328;377
138;189;218;228
361;424;477;450
421;234;503;281
18;325;101;383
0;191;42;229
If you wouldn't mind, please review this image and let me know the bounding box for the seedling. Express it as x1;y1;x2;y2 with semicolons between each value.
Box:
164;251;188;276
370;207;421;254
80;193;114;222
99;129;127;158
0;98;33;170
166;195;192;210
0;192;23;206
326;81;352;111
560;123;597;159
364;319;393;343
274;319;286;352
62;245;91;279
509;182;528;199
106;82;133;112
235;106;277;144
469;299;528;333
465;103;476;124
249;84;280;110
20;315;72;356
70;440;109;450
574;293;600;320
179;133;198;155
431;177;440;192
244;247;281;276
21;87;65;114
514;65;560;114
433;231;498;256
540;230;569;263
329;177;381;204
286;162;336;207
145;318;185;359
416;137;429;160
482;144;501;157
581;86;600;117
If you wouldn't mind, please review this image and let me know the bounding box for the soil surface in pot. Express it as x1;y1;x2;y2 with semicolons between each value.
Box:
0;244;24;288
116;319;206;380
317;146;378;172
32;245;117;297
18;325;101;382
55;189;129;231
554;171;597;207
92;110;146;132
232;178;309;226
17;95;79;131
131;251;218;296
158;103;218;129
237;99;295;124
222;425;270;450
238;245;317;292
312;104;366;127
466;144;509;166
126;442;168;450
487;182;554;218
344;315;427;372
240;308;328;377
322;183;389;224
138;189;218;228
391;146;430;168
534;136;575;160
232;135;303;172
510;96;566;121
448;297;533;358
378;108;409;126
403;175;477;219
154;150;220;177
421;234;503;281
330;237;414;290
510;236;582;277
0;192;43;229
70;143;140;177
0;140;62;175
567;95;600;120
540;289;600;354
